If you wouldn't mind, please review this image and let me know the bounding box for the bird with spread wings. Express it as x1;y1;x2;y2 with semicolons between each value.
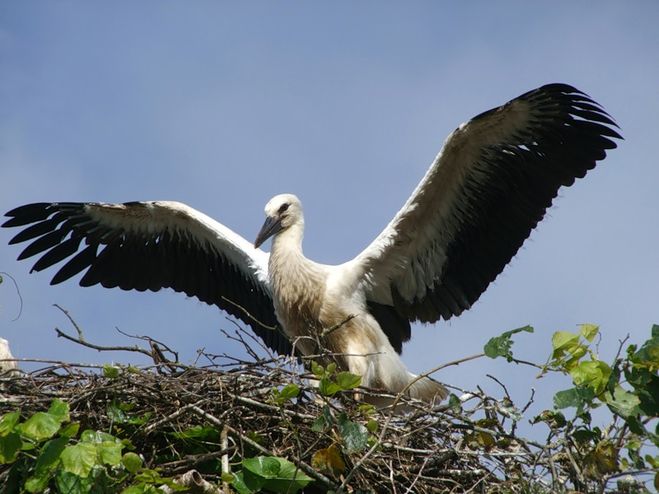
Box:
3;84;620;403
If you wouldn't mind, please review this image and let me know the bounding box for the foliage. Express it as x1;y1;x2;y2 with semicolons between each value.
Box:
0;324;655;493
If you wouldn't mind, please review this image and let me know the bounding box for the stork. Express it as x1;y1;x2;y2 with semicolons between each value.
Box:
3;84;620;402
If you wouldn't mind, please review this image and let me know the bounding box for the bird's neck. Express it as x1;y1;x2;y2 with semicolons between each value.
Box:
269;223;307;276
268;224;324;306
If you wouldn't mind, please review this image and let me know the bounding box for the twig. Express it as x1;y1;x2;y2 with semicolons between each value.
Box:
0;271;23;321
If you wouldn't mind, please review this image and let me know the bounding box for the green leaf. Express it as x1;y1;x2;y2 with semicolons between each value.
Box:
103;364;120;378
357;403;375;417
98;441;122;466
107;400;129;424
60;422;80;439
80;429;120;444
243;456;313;493
579;323;599;342
19;412;62;441
0;433;22;463
55;470;94;494
337;414;369;454
311;417;327;433
170;425;219;441
335;372;361;391
484;325;533;361
47;399;70;423
318;377;341;397
552;331;581;355
243;456;281;478
269;459;313;492
570;360;612;394
25;475;50;493
25;436;68;491
553;386;595;413
231;471;258;494
122;452;143;474
311;361;324;378
60;442;97;478
273;383;300;404
606;385;641;418
311;406;334;433
551;330;588;370
0;411;20;436
447;394;462;412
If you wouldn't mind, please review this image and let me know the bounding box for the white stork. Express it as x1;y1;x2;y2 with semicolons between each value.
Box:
3;84;620;402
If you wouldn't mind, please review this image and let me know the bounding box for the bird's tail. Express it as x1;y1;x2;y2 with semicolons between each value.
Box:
407;373;448;403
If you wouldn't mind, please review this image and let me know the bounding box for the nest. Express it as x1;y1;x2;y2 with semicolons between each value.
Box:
1;350;566;494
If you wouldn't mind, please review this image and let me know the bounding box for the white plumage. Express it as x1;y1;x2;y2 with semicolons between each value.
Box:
0;338;19;374
3;84;620;402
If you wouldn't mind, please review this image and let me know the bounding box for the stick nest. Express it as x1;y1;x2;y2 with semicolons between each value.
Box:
1;352;565;494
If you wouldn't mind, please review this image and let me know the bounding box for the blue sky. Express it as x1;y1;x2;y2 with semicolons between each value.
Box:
1;2;658;418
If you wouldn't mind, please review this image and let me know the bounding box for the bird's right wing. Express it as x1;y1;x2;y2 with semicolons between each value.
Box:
3;201;292;355
350;84;620;352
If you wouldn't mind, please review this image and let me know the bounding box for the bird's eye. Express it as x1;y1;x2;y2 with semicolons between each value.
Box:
278;203;290;214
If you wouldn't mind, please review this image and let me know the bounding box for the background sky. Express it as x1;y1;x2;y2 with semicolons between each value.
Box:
1;2;658;423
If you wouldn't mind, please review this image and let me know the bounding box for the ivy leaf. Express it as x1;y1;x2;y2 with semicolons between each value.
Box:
570;360;612;395
554;386;595;414
231;471;258;494
311;406;333;432
318;377;341;397
107;400;129;424
273;384;300;404
243;456;281;478
242;456;313;494
25;436;68;493
98;441;122;466
552;331;581;356
337;414;368;454
103;364;120;378
580;323;600;342
171;425;219;441
311;361;325;378
606;386;641;418
0;433;22;463
60;422;80;439
80;429;119;444
122;452;143;474
55;470;94;494
484;326;533;361
335;372;361;391
447;394;462;413
47;399;70;423
0;411;20;436
60;443;97;478
19;412;62;442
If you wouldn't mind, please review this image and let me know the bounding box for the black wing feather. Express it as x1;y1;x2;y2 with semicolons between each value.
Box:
405;84;621;322
2;202;292;356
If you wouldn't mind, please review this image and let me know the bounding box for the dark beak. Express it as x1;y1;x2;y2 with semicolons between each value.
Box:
254;216;283;248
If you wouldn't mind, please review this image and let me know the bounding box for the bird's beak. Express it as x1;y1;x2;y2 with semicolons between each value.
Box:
254;216;283;249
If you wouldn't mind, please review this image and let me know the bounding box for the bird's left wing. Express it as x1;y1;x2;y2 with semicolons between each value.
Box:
3;201;292;355
353;84;621;347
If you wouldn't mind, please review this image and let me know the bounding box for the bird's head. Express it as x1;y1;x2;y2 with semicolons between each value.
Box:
254;193;303;248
